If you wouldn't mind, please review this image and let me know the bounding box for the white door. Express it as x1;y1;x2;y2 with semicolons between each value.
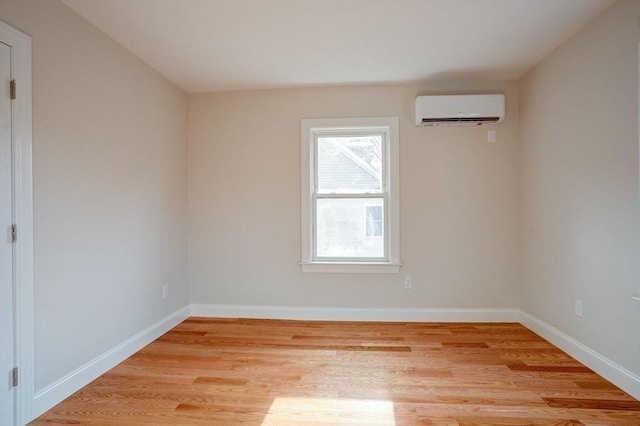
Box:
0;40;16;425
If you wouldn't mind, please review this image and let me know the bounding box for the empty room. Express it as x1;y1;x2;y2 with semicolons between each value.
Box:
1;0;640;424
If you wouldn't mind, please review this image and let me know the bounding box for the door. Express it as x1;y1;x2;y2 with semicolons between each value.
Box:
0;40;16;425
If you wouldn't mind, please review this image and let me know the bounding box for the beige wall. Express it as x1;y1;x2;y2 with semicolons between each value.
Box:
3;0;637;406
520;0;640;374
0;0;188;390
188;81;520;309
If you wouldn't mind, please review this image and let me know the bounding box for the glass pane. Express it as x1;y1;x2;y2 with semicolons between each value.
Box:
317;135;382;194
316;198;384;258
366;205;383;237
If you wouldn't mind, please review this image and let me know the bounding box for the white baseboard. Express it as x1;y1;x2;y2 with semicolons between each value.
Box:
29;305;640;422
519;310;640;401
190;304;520;322
32;306;190;419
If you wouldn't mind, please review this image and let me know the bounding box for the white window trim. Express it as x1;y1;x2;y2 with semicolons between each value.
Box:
300;117;401;273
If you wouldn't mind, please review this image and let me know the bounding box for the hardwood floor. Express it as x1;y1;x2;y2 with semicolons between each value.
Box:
31;318;640;425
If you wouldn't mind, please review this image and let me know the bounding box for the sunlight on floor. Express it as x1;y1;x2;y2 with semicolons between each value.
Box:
261;397;395;425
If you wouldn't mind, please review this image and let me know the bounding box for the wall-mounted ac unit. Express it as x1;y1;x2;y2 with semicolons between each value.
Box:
415;94;505;126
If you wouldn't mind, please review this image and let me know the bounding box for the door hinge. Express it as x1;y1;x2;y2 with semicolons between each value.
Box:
12;367;18;387
11;224;17;243
10;80;16;100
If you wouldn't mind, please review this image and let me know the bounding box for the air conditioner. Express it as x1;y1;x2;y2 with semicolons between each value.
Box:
415;94;505;126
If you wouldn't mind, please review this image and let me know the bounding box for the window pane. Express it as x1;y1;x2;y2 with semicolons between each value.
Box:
316;198;384;258
317;135;382;194
366;205;383;237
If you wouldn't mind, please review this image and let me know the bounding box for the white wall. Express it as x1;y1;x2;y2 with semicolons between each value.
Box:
0;0;188;391
188;82;520;310
520;0;640;375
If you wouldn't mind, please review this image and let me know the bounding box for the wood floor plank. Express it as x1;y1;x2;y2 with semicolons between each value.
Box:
542;397;640;411
30;319;640;425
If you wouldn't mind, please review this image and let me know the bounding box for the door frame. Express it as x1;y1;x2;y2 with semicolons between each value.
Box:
0;20;34;425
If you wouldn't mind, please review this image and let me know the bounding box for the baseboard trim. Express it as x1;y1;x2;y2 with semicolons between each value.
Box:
190;304;520;322
29;305;640;420
32;306;190;419
519;310;640;401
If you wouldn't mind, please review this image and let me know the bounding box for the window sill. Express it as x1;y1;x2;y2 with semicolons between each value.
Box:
300;262;402;274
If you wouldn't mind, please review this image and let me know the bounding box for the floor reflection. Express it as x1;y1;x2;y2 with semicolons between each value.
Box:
262;397;395;425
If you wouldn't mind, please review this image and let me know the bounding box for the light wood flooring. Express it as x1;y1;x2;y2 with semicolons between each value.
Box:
31;318;640;425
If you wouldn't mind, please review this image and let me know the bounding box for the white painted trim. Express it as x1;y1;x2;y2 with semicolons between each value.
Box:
300;261;402;274
519;310;640;401
32;306;190;419
387;116;400;267
0;20;33;426
190;304;519;322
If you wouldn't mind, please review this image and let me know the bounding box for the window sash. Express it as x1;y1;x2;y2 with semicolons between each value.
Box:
313;131;387;195
312;194;389;262
311;129;389;262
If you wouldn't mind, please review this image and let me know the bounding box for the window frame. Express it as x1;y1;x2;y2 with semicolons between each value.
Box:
301;117;401;273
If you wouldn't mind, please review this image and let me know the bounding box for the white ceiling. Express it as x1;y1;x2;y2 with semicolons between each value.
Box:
62;0;614;94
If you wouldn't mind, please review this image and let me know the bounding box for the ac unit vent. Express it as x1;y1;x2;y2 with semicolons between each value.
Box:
421;116;500;125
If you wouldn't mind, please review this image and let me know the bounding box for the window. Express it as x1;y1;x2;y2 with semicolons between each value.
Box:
301;117;400;273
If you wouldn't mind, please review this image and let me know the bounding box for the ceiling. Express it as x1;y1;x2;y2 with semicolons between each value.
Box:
62;0;614;94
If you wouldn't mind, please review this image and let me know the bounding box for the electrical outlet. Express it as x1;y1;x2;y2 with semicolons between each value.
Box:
574;299;583;317
404;276;412;289
162;285;169;299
